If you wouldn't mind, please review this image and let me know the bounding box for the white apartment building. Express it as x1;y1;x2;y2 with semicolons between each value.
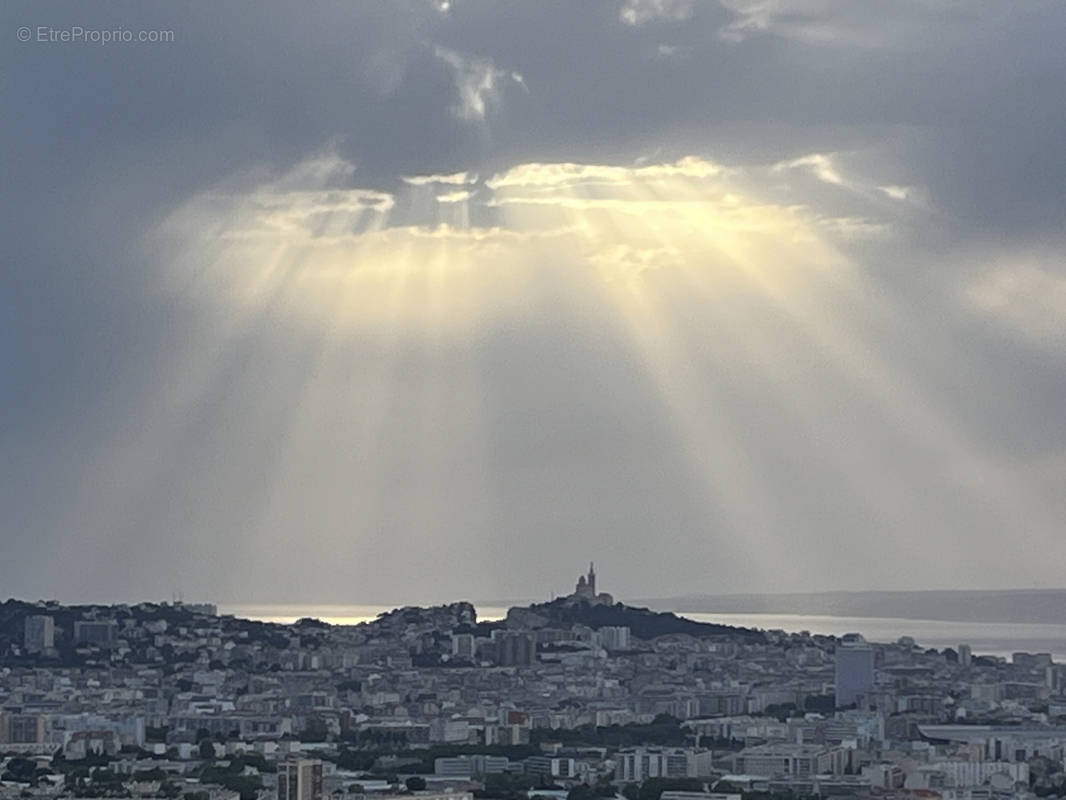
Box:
615;747;716;781
734;744;845;778
598;626;631;651
24;615;54;653
931;761;1029;788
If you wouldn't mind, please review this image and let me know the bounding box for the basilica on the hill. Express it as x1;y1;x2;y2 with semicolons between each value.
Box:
570;562;614;605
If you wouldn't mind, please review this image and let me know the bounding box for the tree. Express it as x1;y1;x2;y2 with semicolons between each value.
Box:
479;773;538;800
299;717;329;743
335;750;376;772
199;739;216;760
803;694;835;714
406;777;427;792
2;757;39;785
146;726;169;743
638;778;704;800
592;781;616;798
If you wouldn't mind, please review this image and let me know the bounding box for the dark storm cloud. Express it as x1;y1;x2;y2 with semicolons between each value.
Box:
2;0;1065;603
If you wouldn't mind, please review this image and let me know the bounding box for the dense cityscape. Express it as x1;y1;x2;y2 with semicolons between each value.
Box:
3;567;1066;800
8;5;1066;800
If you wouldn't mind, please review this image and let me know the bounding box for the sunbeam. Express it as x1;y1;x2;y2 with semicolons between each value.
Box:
121;149;1065;595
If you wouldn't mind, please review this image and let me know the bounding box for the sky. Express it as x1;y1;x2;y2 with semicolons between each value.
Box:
2;0;1065;607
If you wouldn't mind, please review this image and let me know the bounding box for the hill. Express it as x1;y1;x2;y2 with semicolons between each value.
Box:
514;597;766;641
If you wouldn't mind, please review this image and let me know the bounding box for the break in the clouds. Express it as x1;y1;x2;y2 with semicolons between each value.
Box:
2;0;1065;606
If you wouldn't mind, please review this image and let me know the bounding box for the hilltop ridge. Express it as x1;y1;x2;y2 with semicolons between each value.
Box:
508;596;766;641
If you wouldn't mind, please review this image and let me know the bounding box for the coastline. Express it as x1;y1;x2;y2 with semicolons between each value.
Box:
219;602;1066;661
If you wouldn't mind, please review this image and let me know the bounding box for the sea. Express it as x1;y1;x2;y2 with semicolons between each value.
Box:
218;604;1066;661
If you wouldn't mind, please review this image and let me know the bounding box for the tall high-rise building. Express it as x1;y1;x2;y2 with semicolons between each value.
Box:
497;633;535;667
599;625;631;651
0;712;48;745
835;634;875;708
24;615;54;653
73;620;118;648
278;759;323;800
452;632;475;659
958;644;973;668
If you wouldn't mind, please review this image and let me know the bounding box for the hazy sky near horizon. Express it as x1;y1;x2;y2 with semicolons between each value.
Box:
3;1;1066;606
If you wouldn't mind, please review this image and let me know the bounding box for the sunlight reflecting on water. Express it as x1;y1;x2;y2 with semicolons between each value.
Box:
220;603;509;626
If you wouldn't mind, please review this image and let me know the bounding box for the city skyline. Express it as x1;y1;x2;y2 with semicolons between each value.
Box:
0;574;1065;797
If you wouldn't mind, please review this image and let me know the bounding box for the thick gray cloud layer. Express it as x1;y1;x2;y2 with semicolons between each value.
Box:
2;0;1065;605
